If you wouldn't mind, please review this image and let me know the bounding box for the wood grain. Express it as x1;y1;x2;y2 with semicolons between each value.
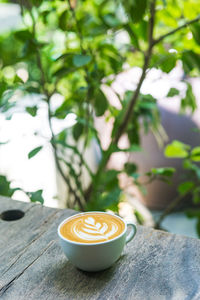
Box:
0;197;200;300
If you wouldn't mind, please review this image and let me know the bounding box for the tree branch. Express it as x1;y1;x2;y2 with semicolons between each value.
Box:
85;0;157;201
153;15;200;46
53;149;84;210
113;0;156;145
27;6;84;210
154;192;188;229
67;0;97;196
27;3;48;98
48;106;85;211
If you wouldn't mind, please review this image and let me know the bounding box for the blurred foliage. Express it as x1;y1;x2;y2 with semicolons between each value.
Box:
0;0;200;231
165;141;200;236
0;175;17;197
0;175;44;204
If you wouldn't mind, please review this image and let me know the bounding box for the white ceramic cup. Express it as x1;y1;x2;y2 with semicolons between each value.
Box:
58;212;137;272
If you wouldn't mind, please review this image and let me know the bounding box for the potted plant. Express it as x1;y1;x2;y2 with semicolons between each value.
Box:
0;0;200;233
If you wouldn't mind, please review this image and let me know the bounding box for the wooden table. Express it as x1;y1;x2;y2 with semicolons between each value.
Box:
1;197;200;300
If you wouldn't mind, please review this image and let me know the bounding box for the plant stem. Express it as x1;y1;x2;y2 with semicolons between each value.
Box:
155;193;187;229
86;5;200;204
113;1;156;144
153;15;200;46
67;0;97;199
48;106;85;211
85;0;157;201
27;5;84;210
27;4;48;97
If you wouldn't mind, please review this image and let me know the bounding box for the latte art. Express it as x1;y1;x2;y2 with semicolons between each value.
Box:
73;216;118;241
60;213;125;243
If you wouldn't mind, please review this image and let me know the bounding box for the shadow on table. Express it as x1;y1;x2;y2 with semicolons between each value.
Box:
51;254;127;297
80;253;126;276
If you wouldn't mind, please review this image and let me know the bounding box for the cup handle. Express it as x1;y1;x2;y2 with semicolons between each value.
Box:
126;223;137;244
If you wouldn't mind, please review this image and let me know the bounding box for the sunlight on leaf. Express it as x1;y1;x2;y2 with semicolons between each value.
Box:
165;141;189;158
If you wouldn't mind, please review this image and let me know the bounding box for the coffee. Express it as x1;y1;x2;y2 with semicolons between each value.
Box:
60;213;125;243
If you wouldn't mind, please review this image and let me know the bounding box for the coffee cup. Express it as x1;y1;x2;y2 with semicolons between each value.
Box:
57;211;137;272
58;212;137;272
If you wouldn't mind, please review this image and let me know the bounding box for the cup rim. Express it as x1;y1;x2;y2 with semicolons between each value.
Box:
57;211;127;246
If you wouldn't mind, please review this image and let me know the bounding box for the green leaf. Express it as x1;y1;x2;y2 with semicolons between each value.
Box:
124;162;137;174
160;54;177;73
167;88;179;97
191;147;200;161
135;94;158;134
0;140;9;145
94;89;108;117
26;106;37;117
178;181;194;196
100;170;119;191
123;90;134;105
0;175;15;197
130;173;140;180
55;129;68;143
24;83;40;94
123;0;148;23
138;101;157;110
89;187;121;211
28;190;44;204
124;23;140;49
186;209;200;219
14;30;33;41
165;141;189;158
190;23;200;45
183;159;200;180
127;119;140;145
103;14;121;27
181;83;197;113
151;167;175;177
134;210;145;225
73;55;92;67
0;82;7;99
53;67;76;78
138;20;148;41
21;40;37;58
59;10;69;31
28;146;43;159
72;123;84;141
182;51;200;73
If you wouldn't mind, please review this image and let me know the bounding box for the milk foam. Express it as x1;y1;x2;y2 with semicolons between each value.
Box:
73;216;118;241
60;213;125;243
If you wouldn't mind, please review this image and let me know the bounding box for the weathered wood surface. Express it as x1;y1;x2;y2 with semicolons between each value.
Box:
0;197;200;300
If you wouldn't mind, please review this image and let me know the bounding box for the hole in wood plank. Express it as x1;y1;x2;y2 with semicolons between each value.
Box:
0;209;25;221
